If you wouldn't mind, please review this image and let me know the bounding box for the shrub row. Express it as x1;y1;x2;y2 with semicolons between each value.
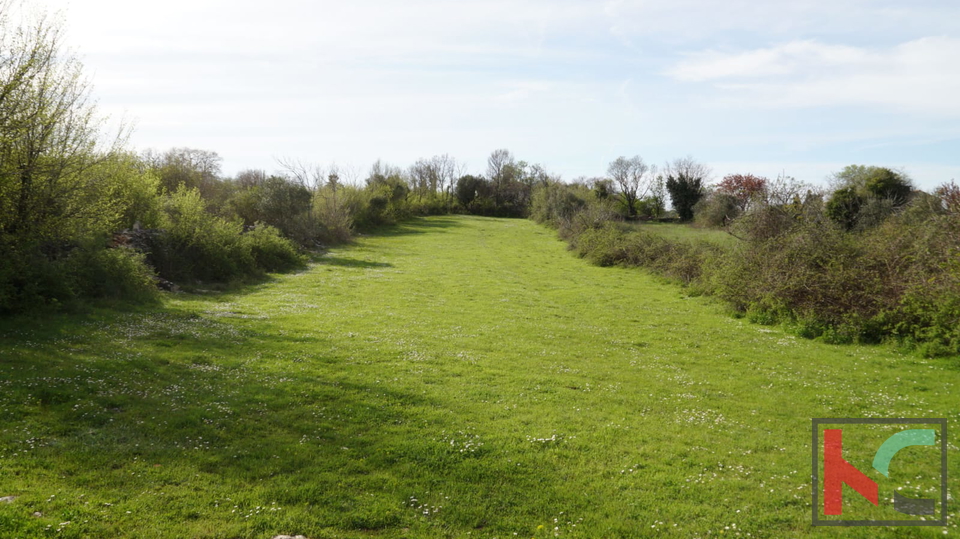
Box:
0;186;305;313
532;180;960;357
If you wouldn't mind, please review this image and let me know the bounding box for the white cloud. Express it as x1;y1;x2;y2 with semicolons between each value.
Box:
668;41;868;81
667;37;960;116
601;0;960;43
42;0;601;62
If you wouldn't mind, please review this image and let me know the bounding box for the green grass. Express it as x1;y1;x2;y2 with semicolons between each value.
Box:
0;215;956;538
627;221;739;247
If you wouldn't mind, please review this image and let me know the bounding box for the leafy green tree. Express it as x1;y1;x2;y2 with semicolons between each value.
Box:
362;161;410;224
826;165;913;230
649;174;667;219
454;175;489;208
825;186;862;230
863;167;912;204
0;7;170;310
831;165;912;204
590;177;615;200
664;157;709;221
0;8;119;243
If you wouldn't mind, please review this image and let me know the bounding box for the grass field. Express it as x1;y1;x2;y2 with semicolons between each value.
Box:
626;221;739;247
0;215;956;538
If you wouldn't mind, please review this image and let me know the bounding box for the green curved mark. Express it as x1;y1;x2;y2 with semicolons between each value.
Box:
872;429;936;477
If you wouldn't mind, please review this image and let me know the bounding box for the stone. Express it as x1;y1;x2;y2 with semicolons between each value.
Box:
0;496;16;503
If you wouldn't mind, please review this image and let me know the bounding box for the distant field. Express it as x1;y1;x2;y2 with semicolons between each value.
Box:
0;216;956;538
626;221;739;247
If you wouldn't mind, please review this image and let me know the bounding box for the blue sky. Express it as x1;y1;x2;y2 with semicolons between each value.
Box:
32;0;960;189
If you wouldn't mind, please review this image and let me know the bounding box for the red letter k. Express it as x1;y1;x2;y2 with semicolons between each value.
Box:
823;429;879;515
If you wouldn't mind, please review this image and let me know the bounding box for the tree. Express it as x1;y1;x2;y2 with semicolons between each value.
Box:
408;158;433;201
831;164;912;205
501;159;535;212
606;155;651;218
0;5;171;310
405;154;463;205
454;174;489;208
364;160;409;222
649;174;667;219
715;174;768;213
0;4;133;244
825;186;862;230
589;177;615;200
486;148;514;207
527;163;552;187
826;165;914;230
366;159;404;188
143;147;223;198
234;169;267;189
664;157;710;221
431;154;463;204
863;167;912;204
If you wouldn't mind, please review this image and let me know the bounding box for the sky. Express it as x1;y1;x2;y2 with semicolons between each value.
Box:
20;0;960;189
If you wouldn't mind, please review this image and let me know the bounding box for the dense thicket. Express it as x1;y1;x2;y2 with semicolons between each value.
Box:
531;172;960;357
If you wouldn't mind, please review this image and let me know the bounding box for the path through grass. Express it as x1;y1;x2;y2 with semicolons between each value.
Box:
0;216;956;538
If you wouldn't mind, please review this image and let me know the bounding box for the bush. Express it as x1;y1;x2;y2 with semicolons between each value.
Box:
312;185;358;242
65;243;158;302
0;240;158;313
0;243;76;313
825;186;862;230
573;223;629;266
694;193;740;228
530;181;589;226
155;187;302;283
242;225;305;273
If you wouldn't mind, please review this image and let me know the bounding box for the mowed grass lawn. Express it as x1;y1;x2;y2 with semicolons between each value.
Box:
0;215;957;538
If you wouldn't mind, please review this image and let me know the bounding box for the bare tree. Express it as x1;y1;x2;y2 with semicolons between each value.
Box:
406;154;464;204
234;169;267;189
276;156;324;189
431;154;463;203
367;159;404;186
408;158;433;201
487;148;515;207
664;156;711;184
607;155;651;217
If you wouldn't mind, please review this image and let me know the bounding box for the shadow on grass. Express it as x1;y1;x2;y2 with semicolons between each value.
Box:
0;303;575;537
358;215;465;238
314;256;393;269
